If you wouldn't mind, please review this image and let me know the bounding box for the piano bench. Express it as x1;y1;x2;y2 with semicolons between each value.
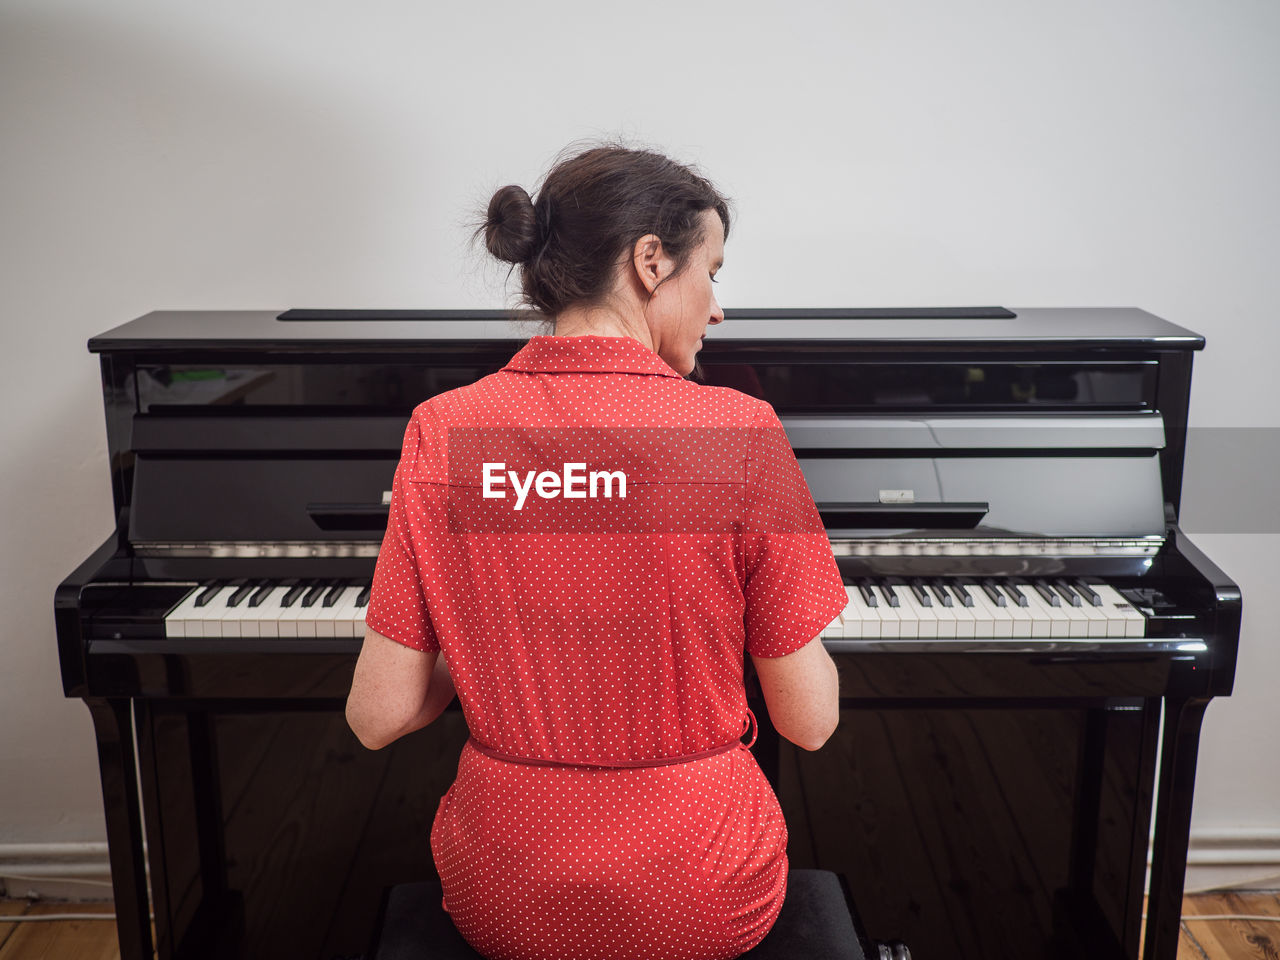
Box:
367;869;894;959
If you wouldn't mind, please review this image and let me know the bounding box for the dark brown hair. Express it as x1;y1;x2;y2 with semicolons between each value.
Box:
480;144;731;318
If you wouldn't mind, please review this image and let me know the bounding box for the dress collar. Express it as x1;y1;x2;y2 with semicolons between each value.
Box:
503;336;684;379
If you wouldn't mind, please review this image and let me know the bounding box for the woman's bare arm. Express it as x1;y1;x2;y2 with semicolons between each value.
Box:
750;635;839;751
346;628;456;750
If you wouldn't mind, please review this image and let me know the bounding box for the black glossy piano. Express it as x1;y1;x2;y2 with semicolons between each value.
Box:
56;307;1241;960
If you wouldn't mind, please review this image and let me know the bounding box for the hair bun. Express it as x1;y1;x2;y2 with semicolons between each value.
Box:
483;185;539;265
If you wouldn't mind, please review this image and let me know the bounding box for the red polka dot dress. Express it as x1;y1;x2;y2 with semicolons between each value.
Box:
366;336;847;960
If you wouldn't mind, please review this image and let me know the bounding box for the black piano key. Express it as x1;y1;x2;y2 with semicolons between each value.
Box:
873;582;900;607
943;583;973;607
194;580;225;608
1000;583;1029;607
926;583;953;607
355;583;372;607
249;579;288;608
1053;579;1083;607
980;580;1007;607
1073;579;1104;606
280;582;309;608
227;580;258;608
909;580;933;607
955;579;984;607
322;580;349;608
857;582;878;608
1032;581;1062;606
301;581;330;608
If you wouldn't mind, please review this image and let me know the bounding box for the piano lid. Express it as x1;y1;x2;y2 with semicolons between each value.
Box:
88;307;1205;354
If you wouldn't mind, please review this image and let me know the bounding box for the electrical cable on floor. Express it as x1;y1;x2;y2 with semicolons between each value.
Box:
1181;914;1280;923
0;913;117;922
1;872;114;887
1144;912;1280;923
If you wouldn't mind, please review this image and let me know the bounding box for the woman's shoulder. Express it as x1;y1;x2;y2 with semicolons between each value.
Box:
407;373;506;423
660;378;779;428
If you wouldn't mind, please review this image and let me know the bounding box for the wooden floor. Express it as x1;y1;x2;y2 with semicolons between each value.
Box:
0;892;1278;959
0;901;119;960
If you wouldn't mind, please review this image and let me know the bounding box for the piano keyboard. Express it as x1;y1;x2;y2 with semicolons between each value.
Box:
164;577;1145;643
164;579;371;639
822;578;1145;640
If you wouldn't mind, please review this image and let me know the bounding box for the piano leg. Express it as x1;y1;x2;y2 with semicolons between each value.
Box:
1143;696;1211;960
87;697;153;960
1058;699;1161;959
136;704;240;960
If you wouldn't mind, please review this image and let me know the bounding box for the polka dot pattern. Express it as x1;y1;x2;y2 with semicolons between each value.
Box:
366;336;848;960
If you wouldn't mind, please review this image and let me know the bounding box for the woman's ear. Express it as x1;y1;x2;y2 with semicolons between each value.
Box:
631;233;673;295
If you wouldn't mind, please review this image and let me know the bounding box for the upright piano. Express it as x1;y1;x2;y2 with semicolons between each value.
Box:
55;307;1241;960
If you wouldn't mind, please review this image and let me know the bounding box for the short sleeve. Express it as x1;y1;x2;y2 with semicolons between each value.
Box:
741;402;847;658
365;419;441;653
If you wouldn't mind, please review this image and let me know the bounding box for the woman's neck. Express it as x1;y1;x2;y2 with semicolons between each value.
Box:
553;302;654;351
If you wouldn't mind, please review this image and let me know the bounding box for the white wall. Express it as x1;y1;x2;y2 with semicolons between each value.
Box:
2;0;1277;887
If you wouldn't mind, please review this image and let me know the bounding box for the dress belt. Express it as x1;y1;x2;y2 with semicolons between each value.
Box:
468;709;758;770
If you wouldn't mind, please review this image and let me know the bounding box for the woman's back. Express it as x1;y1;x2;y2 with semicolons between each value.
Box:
370;335;841;762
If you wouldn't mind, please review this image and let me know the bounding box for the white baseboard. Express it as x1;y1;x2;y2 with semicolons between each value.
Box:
1183;829;1280;892
0;842;116;901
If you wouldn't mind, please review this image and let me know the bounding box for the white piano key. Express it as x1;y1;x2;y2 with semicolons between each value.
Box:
247;585;291;638
1073;595;1110;638
218;581;261;638
275;584;312;638
982;583;1020;640
293;583;331;638
873;584;911;639
939;584;978;639
350;584;371;629
233;582;275;638
216;582;263;638
844;585;879;639
1050;587;1091;638
1092;583;1146;638
1008;585;1051;639
962;584;1011;638
999;589;1035;638
891;585;937;639
833;588;858;640
1051;583;1108;638
179;583;224;638
1070;581;1124;638
208;595;243;638
863;585;899;639
193;584;239;638
327;586;364;639
1018;584;1069;638
923;583;958;639
163;587;202;639
315;584;361;638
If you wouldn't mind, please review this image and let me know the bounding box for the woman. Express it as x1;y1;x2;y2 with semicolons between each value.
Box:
346;145;847;960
